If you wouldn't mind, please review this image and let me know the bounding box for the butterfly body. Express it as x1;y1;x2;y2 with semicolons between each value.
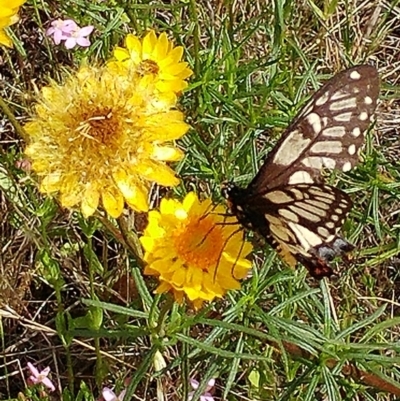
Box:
225;65;380;279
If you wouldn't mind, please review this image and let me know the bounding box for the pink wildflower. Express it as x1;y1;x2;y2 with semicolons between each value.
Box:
15;158;31;171
46;19;77;45
188;378;215;401
27;362;56;392
64;25;94;49
101;387;126;401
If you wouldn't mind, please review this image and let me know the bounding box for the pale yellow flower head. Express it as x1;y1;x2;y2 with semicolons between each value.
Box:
140;192;253;309
25;65;189;218
0;0;26;47
108;30;193;102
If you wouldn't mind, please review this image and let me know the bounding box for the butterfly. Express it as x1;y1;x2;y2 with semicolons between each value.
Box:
223;65;380;279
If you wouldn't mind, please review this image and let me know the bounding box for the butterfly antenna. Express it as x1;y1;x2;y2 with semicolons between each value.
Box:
197;201;239;249
198;201;220;223
212;225;246;283
230;230;248;280
196;201;249;283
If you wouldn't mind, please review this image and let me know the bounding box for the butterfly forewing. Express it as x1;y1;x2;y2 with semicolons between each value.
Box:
248;65;379;193
225;65;380;278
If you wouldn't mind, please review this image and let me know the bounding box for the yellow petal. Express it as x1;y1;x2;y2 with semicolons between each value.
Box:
178;67;193;80
151;91;177;109
142;30;157;59
102;186;124;218
0;29;12;47
145;115;190;141
185;285;205;301
182;192;198;212
171;267;186;287
113;47;130;62
140;236;155;253
153;121;189;141
0;8;14;19
144;225;165;242
136;161;180;187
168;46;184;63
192;267;203;286
8;14;20;26
217;271;241;290
203;273;223;295
1;0;25;9
162;62;190;77
155;281;172;294
125;34;142;64
113;169;149;212
159;198;181;216
146;209;162;226
60;189;81;208
153;32;168;60
173;289;185;304
0;0;24;18
144;264;158;275
152;145;183;161
81;185;100;218
152;109;184;123
40;173;61;193
41;86;57;102
125;185;149;212
158;46;184;68
222;252;252;269
156;79;188;93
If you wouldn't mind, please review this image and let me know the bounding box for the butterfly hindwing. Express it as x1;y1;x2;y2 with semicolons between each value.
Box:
227;183;352;276
248;65;379;193
263;184;352;278
261;184;351;251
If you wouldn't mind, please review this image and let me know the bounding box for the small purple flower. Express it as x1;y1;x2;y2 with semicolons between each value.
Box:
27;362;56;392
64;25;94;49
46;19;78;45
101;387;126;401
188;378;215;401
46;18;94;49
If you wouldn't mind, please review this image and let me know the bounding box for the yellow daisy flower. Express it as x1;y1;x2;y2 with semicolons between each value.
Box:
140;192;253;309
0;0;26;47
24;65;189;218
109;30;193;98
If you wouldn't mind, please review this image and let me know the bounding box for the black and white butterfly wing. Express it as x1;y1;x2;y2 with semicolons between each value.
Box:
227;183;353;278
258;185;353;278
248;65;379;193
225;65;380;278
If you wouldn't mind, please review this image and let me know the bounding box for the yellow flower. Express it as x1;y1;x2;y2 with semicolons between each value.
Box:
109;30;193;98
25;65;189;218
140;192;253;309
0;0;26;47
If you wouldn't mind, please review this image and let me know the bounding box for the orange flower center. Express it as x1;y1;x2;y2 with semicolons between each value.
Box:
75;107;129;149
137;59;160;76
174;215;224;271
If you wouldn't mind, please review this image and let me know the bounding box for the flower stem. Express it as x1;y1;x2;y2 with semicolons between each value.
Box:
117;215;145;267
188;0;200;78
86;235;105;386
122;0;141;34
0;94;27;142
